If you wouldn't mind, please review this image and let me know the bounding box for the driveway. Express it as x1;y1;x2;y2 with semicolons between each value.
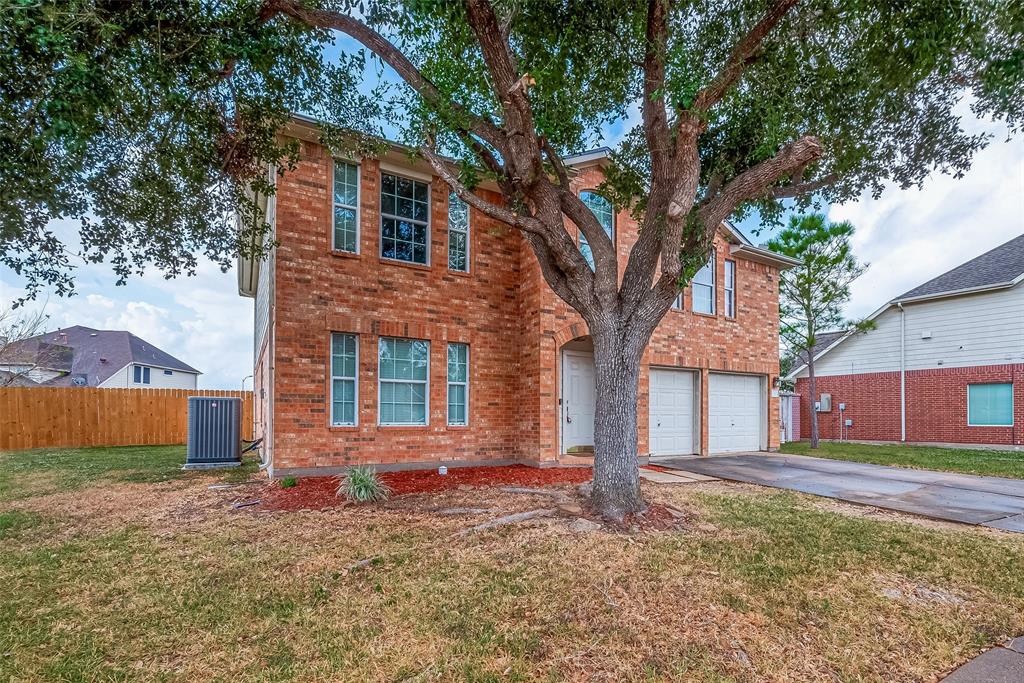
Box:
656;453;1024;533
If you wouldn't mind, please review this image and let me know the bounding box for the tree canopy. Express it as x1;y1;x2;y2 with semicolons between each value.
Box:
1;0;1021;301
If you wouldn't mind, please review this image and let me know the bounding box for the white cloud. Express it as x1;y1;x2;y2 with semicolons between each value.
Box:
830;110;1024;318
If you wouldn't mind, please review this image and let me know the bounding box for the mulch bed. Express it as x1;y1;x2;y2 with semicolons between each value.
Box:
257;465;592;512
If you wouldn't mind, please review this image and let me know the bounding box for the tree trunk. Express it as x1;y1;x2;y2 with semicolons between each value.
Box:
808;352;819;449
588;328;646;520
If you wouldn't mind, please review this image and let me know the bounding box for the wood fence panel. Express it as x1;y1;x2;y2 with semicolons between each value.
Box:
0;387;255;451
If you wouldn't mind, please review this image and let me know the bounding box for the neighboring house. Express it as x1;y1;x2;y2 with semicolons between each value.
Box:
0;326;201;389
787;234;1024;449
238;116;798;478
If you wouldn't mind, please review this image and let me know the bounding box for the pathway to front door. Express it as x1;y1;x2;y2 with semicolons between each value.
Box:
656;453;1024;532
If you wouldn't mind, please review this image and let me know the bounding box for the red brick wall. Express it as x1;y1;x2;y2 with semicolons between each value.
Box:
796;364;1024;446
264;140;783;474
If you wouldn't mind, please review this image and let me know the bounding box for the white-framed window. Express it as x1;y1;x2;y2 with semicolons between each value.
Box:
378;337;429;425
380;173;429;265
673;292;683;310
447;343;469;425
330;333;358;426
578;191;614;269
692;249;716;315
133;365;151;384
448;193;470;272
333;160;360;253
724;259;736;318
967;383;1013;426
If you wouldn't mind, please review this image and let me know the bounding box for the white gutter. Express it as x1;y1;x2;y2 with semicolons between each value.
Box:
898;302;906;442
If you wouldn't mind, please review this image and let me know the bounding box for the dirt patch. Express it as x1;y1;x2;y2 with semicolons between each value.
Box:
258;465;592;512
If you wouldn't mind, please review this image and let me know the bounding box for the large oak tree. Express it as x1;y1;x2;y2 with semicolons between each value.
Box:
2;0;1021;517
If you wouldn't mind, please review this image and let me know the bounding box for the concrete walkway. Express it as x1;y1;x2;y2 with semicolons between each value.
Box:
942;637;1024;682
655;453;1024;533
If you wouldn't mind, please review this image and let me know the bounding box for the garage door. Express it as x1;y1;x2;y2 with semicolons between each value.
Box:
649;368;696;456
709;373;763;453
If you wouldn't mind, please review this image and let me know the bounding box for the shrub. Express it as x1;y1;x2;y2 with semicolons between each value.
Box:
337;465;390;503
280;476;297;489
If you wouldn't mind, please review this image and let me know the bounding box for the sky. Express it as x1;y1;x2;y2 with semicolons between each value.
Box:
2;47;1022;388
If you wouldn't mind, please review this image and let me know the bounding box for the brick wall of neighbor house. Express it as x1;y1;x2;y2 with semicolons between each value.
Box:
796;364;1024;446
265;137;782;475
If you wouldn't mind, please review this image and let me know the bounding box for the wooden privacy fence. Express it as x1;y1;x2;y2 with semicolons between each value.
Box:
0;387;254;451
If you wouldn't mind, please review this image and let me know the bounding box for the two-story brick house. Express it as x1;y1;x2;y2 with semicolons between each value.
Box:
237;116;798;478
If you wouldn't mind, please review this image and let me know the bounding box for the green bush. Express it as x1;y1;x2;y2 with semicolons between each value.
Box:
337;465;390;503
280;476;297;489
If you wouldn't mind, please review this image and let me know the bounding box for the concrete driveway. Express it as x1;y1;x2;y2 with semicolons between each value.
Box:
656;453;1024;533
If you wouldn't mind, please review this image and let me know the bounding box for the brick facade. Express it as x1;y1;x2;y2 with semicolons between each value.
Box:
796;364;1024;447
256;136;784;476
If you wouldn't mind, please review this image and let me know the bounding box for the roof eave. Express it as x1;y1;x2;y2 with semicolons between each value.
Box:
891;278;1021;305
730;244;800;269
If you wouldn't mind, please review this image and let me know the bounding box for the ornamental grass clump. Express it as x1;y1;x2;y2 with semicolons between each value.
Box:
337;465;391;503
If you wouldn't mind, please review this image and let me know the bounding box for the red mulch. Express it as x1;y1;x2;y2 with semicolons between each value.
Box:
643;464;680;474
257;465;592;512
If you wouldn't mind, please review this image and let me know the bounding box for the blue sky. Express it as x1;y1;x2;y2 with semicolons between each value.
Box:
2;39;1022;388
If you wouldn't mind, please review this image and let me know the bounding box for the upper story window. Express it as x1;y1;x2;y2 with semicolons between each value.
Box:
967;383;1013;426
578;191;614;269
333;161;360;253
692;249;716;315
380;173;429;265
448;193;469;272
724;260;736;318
133;365;151;385
378;337;429;425
331;333;358;426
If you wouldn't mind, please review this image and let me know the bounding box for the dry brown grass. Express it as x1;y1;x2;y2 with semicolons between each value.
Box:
2;464;1023;682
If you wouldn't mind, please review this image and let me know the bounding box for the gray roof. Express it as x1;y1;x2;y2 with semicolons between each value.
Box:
0;325;200;387
893;233;1024;302
794;330;848;368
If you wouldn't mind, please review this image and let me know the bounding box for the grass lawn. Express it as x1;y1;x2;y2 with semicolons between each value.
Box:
1;446;1023;681
779;440;1024;479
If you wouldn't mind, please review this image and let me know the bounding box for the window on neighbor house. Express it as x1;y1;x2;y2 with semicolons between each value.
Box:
133;365;151;384
692;250;716;315
447;343;469;425
331;333;358;426
967;383;1013;426
380;173;429;265
578;191;614;269
724;260;736;318
333;161;360;253
378;337;429;425
448;193;469;272
164;369;173;376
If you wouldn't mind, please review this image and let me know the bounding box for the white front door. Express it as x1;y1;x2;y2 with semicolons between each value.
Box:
649;368;697;456
561;350;596;451
709;373;763;453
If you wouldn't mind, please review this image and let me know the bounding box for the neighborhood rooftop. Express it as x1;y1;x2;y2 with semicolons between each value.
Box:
892;233;1024;302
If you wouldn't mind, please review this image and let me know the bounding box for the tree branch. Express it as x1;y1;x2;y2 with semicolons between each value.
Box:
264;0;505;151
419;144;545;235
771;173;838;198
642;0;672;169
690;0;799;113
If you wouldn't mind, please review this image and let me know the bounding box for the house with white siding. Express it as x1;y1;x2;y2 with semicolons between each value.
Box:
786;234;1024;449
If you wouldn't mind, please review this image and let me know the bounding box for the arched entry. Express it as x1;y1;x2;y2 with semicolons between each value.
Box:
560;337;595;454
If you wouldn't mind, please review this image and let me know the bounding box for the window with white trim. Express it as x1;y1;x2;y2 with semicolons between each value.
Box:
333;161;359;252
967;383;1013;426
330;333;358;426
578;191;614;269
724;259;736;318
380;173;429;264
133;365;151;384
447;343;468;425
692;249;716;315
378;337;429;425
448;193;469;272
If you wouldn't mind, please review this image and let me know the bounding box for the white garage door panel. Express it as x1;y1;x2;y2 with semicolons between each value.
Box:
709;373;762;453
649;369;696;456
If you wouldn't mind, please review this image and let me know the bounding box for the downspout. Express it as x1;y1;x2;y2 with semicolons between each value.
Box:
897;302;906;442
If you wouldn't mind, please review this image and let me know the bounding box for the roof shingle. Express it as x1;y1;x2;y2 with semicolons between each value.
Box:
893;233;1024;301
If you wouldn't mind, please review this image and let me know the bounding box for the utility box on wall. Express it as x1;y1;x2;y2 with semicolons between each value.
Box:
184;397;242;469
817;393;832;412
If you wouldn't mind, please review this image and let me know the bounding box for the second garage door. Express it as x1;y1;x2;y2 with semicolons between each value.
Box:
649;368;697;456
709;373;763;453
